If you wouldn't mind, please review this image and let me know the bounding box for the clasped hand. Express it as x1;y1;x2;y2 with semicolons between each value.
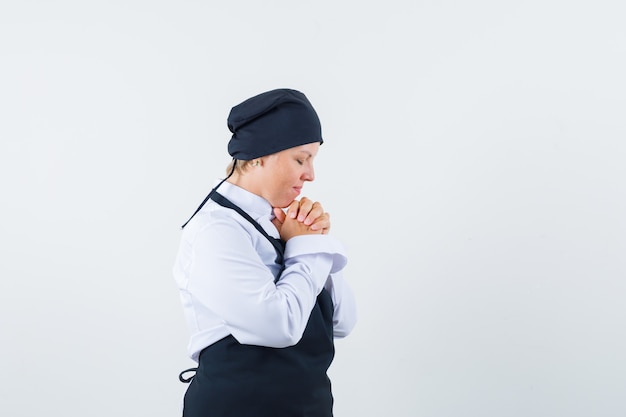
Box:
271;197;330;241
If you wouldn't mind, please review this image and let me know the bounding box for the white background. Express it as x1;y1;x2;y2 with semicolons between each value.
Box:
1;1;625;416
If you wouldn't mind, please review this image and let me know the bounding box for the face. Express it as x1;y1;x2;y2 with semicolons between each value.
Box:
256;142;320;208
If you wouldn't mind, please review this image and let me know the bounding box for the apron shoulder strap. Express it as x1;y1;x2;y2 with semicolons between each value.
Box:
177;191;287;385
210;192;285;266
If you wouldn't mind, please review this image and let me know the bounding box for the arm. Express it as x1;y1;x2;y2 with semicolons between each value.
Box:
276;197;356;337
188;218;347;348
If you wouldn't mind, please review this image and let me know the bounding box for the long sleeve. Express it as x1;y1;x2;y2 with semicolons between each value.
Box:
173;181;353;362
324;271;357;338
181;212;348;356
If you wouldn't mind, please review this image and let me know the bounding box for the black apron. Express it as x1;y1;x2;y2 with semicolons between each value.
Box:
181;192;335;417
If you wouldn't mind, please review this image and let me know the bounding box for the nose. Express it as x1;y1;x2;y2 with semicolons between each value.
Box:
302;164;315;182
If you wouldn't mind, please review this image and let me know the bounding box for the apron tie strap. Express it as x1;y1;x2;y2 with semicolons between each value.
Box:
181;159;237;229
179;367;197;383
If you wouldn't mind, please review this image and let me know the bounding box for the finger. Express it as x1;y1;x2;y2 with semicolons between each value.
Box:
286;200;300;220
309;217;328;231
309;212;330;231
303;202;323;225
297;197;314;222
271;217;282;230
273;207;286;224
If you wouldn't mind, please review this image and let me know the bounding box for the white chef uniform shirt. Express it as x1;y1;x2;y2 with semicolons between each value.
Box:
173;180;357;363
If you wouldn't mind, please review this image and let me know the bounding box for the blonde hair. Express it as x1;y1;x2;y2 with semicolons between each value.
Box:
225;159;252;176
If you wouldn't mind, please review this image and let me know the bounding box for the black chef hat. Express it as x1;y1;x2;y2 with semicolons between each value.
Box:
227;88;323;160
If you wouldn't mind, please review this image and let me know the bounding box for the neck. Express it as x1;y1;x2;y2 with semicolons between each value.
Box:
227;172;259;196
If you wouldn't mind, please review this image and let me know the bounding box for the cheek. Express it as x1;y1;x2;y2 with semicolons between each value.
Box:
266;171;291;199
275;166;296;183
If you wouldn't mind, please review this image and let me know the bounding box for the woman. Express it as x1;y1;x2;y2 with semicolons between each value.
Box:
173;88;357;416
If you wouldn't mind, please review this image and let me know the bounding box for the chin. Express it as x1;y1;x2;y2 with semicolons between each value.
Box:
275;198;295;209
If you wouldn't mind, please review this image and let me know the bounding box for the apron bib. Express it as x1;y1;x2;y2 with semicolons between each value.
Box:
182;192;335;417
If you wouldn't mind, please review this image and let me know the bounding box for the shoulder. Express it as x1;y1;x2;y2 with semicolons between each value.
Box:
185;204;252;244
